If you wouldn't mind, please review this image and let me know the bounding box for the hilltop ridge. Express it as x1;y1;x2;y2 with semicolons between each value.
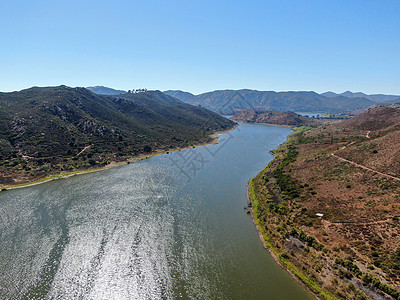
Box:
339;106;400;131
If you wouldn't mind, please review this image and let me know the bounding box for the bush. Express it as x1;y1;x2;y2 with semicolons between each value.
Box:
273;147;300;199
373;261;381;267
268;203;288;215
280;252;289;259
362;273;400;299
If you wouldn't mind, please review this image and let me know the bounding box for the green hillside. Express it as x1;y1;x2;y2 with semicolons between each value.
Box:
0;86;235;186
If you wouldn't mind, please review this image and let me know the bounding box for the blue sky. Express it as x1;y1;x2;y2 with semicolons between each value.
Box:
1;0;399;94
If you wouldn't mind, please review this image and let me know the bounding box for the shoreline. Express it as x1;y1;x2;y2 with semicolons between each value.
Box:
249;122;293;128
246;182;320;300
229;119;294;128
1;124;238;191
245;126;322;299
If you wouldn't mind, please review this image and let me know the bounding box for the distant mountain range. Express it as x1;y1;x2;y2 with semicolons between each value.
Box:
321;91;400;103
86;86;127;95
164;89;376;114
85;87;399;113
0;86;234;185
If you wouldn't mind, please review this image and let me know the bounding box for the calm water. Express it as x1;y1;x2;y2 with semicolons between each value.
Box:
0;123;313;300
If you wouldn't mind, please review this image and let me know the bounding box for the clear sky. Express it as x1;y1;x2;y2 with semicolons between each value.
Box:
1;0;399;95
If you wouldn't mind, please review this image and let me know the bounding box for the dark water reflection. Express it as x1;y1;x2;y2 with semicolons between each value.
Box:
0;123;313;300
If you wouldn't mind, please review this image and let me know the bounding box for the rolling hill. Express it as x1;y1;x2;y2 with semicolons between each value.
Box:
0;86;235;186
231;110;317;126
164;89;375;114
163;90;197;103
339;105;400;131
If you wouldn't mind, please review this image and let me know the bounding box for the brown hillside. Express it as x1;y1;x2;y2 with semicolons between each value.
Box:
231;110;315;126
250;105;400;299
336;106;400;176
340;106;400;131
339;129;400;177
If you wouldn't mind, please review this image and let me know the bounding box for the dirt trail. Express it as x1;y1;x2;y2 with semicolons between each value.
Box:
331;153;400;182
21;155;35;160
323;217;397;227
331;139;400;182
77;145;91;156
339;141;355;150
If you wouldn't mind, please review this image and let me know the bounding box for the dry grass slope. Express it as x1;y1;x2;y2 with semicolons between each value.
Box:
250;107;400;299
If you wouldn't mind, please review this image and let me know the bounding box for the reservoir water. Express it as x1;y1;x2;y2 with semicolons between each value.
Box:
0;123;313;300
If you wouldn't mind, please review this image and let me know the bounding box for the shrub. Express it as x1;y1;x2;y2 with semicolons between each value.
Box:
273;147;300;199
280;252;289;259
373;261;381;267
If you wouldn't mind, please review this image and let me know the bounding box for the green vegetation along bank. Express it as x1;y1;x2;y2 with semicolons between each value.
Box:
248;123;400;300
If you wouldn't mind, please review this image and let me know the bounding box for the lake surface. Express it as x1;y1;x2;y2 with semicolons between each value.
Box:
0;123;313;300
